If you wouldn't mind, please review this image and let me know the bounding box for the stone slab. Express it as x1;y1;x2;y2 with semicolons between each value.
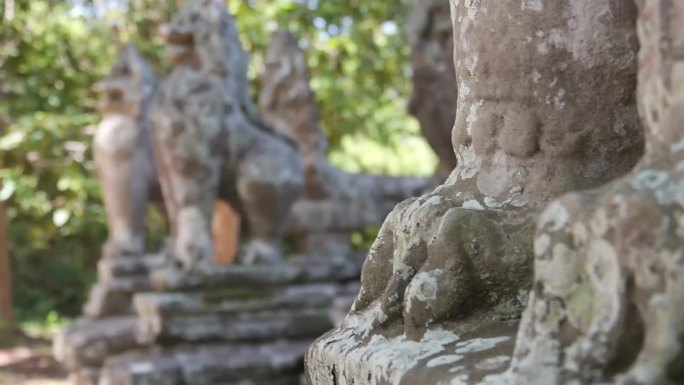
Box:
100;341;310;385
151;257;362;292
83;278;153;318
134;283;336;316
83;254;161;318
137;306;333;345
53;316;145;370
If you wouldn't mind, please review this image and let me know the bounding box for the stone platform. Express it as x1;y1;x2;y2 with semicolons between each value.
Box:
56;257;363;385
55;244;363;385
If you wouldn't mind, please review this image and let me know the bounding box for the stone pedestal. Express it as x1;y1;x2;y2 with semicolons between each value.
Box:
95;259;361;385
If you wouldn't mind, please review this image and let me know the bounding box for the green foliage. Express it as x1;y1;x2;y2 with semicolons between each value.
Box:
1;2;116;321
1;0;436;322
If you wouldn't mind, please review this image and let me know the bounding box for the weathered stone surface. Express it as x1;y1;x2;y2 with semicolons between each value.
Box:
260;30;427;257
151;0;303;271
82;280;148;318
306;0;643;383
308;320;517;385
506;1;684;383
100;351;183;385
135;284;335;344
406;0;458;184
100;341;309;385
150;257;362;292
94;45;161;260
82;254;161;318
53;317;143;370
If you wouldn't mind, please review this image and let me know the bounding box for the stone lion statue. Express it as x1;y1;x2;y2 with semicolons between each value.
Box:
94;44;161;260
151;0;304;272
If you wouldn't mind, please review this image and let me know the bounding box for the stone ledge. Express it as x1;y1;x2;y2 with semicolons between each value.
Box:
100;341;310;385
306;315;518;385
134;283;336;316
151;258;362;292
53;316;146;370
137;307;333;345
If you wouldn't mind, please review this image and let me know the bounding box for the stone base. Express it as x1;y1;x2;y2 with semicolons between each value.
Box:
306;316;518;385
100;341;310;385
53;316;145;371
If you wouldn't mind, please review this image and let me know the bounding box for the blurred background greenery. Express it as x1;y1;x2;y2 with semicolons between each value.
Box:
0;0;436;325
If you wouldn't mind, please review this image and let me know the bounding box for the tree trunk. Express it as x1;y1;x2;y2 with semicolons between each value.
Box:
0;201;14;332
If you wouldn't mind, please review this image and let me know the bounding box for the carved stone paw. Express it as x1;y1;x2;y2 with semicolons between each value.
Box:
350;192;534;339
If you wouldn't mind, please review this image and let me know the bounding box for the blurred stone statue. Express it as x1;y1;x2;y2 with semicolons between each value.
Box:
406;0;458;184
94;44;161;260
151;0;303;272
260;30;428;258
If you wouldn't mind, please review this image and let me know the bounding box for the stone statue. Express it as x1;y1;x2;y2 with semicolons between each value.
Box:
508;0;684;383
260;30;428;257
94;44;161;260
354;0;641;339
151;0;303;272
406;0;458;184
307;0;644;383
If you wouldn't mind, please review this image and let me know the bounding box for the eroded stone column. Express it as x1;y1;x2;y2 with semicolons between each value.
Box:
306;0;643;383
508;1;684;383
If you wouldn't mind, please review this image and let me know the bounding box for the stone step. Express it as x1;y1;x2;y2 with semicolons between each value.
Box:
53;316;146;370
135;283;336;316
97;254;163;282
137;306;333;344
83;276;154;318
151;258;361;292
100;341;309;385
135;284;338;344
